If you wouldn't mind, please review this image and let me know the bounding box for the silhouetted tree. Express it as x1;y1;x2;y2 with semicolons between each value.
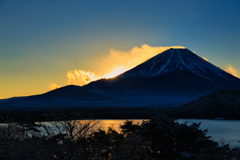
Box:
1;111;240;159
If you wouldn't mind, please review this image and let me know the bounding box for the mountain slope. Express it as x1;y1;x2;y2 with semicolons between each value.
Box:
179;89;240;119
119;48;226;80
0;85;116;111
87;48;240;94
1;48;240;110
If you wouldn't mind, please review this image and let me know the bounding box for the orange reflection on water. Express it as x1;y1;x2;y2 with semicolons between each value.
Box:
96;119;145;132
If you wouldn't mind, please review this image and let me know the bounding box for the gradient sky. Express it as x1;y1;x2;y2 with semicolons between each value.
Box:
0;0;240;99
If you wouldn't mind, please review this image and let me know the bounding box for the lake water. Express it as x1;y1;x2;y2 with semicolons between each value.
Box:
96;119;240;148
1;119;240;148
178;119;240;148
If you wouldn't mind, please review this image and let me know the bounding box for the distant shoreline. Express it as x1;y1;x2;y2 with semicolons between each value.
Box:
1;106;239;123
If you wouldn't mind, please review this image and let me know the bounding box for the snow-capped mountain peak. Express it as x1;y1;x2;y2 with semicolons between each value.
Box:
120;48;228;82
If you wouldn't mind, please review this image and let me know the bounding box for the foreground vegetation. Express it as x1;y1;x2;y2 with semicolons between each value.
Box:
1;110;240;159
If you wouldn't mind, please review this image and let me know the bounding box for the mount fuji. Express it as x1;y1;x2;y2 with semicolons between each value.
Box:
87;48;240;98
1;48;240;111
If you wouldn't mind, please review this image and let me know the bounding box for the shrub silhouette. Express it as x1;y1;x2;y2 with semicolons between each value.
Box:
1;112;240;159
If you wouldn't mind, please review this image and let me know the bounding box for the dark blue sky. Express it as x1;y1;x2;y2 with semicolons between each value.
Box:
0;0;240;98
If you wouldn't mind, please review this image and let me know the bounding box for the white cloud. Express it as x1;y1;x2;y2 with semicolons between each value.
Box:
48;83;59;90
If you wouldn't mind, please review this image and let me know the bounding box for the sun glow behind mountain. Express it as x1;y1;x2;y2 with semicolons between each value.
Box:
63;45;185;87
48;44;239;90
66;66;129;85
102;66;127;79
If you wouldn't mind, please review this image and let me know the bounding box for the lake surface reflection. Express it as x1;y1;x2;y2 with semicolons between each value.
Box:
95;119;144;132
95;119;240;148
